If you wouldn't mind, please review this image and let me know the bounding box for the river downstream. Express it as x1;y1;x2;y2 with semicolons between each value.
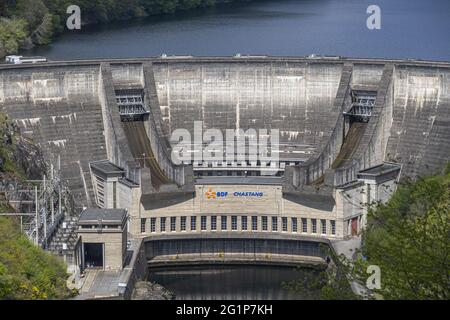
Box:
148;265;320;300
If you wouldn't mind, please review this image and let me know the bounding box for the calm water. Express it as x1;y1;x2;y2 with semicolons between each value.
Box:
26;0;450;61
148;265;319;300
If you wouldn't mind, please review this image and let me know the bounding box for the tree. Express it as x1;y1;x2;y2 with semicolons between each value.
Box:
286;164;450;300
359;165;450;299
0;217;71;299
0;18;29;55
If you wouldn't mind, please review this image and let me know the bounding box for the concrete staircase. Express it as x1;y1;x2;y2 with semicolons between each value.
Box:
47;215;79;262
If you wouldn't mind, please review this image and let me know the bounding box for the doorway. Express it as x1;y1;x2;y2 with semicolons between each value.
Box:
351;218;358;236
83;243;104;269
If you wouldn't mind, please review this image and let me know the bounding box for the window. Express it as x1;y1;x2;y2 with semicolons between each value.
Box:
321;219;327;235
262;216;268;231
241;216;248;231
171;217;176;232
331;220;336;235
180;216;186;231
282;217;288;232
160;217;166;233
191;216;197;231
252;216;258;231
272;217;278;232
201;216;207;231
231;216;237;231
150;218;156;233
292;217;298;233
312;219;317;234
113;181;117;208
221;216;227;231
140;218;146;233
211;216;217;231
302;218;307;233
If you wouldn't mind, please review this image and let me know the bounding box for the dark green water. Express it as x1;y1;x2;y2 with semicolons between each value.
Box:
27;0;450;61
148;265;320;300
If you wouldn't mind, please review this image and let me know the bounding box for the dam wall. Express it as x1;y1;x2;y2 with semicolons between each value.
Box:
1;57;449;206
153;61;343;148
142;63;186;188
332;64;395;186
386;65;450;179
0;64;107;208
107;62;188;191
284;63;353;189
99;63;142;184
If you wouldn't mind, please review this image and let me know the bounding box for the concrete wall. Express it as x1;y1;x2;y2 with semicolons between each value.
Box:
332;64;395;186
110;63;144;88
79;228;127;271
153;61;343;148
134;183;342;239
1;57;449;207
386;66;450;179
0;65;107;208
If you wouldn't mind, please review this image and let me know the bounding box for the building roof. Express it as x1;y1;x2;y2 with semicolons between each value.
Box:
358;162;401;177
118;177;140;188
90;160;125;176
78;208;127;225
283;192;335;211
195;176;283;186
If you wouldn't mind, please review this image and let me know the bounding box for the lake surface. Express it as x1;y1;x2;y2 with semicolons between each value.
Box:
26;0;450;61
148;265;319;300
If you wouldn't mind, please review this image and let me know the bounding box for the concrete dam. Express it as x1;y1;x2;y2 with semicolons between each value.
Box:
1;57;449;277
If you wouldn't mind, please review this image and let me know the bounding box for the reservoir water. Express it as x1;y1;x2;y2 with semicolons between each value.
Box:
148;265;320;300
26;0;450;61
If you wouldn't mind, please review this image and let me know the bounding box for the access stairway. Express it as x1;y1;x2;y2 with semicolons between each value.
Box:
46;214;79;264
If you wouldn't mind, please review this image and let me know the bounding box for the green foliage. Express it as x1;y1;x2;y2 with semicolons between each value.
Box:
359;168;450;300
0;18;28;55
286;167;450;300
14;0;49;31
284;246;359;300
0;113;24;178
0;112;69;299
0;217;70;299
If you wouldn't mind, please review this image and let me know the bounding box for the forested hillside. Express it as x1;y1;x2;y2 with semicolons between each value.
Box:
0;0;252;58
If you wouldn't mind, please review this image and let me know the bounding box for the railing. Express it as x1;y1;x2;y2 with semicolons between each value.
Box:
41;211;65;249
116;93;150;119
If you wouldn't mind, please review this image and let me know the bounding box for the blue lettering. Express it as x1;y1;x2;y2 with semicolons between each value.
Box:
232;191;264;197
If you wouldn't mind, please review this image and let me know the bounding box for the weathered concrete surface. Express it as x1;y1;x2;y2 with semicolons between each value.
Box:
386;65;450;179
153;61;343;148
0;57;449;206
284;63;353;190
0;65;107;208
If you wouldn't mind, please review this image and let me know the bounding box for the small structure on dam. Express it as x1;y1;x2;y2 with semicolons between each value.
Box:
0;56;449;297
76;208;128;271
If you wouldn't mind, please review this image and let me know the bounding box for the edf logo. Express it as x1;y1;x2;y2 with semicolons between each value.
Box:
205;188;228;199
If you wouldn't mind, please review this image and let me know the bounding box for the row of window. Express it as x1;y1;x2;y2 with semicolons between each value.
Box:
140;216;336;236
